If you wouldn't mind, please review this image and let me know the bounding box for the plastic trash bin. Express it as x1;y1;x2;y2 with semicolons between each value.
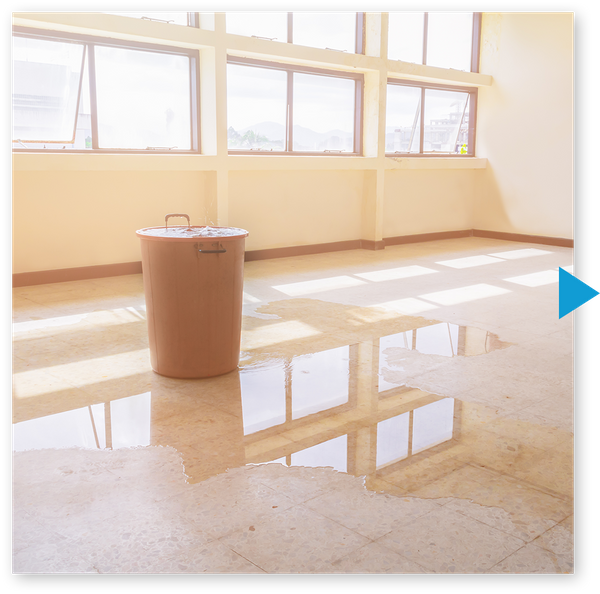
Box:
136;213;249;379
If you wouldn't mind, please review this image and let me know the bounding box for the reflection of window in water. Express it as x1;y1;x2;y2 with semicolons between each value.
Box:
240;338;459;473
292;346;349;419
290;435;347;473
378;324;497;392
240;346;350;435
263;397;455;473
375;398;455;469
12;392;151;451
379;323;458;359
378;324;460;393
412;398;455;454
240;361;287;435
376;412;409;468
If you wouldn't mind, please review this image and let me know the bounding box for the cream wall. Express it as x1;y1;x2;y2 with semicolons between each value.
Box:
11;12;573;277
228;170;364;251
383;170;475;237
13;169;211;273
475;12;573;239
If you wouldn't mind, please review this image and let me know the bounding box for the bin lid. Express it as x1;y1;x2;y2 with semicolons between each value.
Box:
136;225;249;242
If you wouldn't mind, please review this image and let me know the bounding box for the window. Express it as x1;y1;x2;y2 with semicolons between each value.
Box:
12;36;86;147
227;57;363;155
388;12;480;73
386;79;477;156
12;29;199;152
226;12;364;54
101;12;196;27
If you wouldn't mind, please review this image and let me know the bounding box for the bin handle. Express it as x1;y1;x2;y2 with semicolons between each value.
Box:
165;213;191;228
198;242;227;254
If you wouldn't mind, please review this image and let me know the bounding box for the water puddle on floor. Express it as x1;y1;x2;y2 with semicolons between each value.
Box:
12;298;572;511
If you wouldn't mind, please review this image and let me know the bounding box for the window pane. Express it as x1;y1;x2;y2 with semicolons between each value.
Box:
388;12;424;63
458;96;471;153
386;85;421;153
12;36;84;144
226;12;288;42
94;46;191;150
423;88;469;153
291;435;347;473
426;12;473;71
412;398;454;454
103;12;190;26
75;55;92;149
293;73;355;152
376;413;409;468
240;361;286;435
227;64;287;151
291;346;349;419
292;12;357;53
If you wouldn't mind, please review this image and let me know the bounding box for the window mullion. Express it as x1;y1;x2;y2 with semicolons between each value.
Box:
287;70;293;152
419;87;425;154
285;11;294;152
190;54;199;152
468;91;477;155
355;12;365;55
87;43;100;150
354;79;362;154
453;97;469;153
471;13;482;73
68;44;87;145
422;12;429;66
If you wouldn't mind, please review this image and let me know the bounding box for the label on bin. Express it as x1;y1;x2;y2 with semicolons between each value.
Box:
137;226;248;238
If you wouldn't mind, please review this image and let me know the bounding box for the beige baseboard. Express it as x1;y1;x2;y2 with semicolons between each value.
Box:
472;229;574;248
12;261;143;288
244;239;385;261
12;230;573;287
384;230;473;246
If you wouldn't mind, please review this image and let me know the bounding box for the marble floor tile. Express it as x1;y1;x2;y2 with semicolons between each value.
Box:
219;504;370;573
158;541;266;574
304;488;440;540
440;468;572;542
531;520;574;560
323;541;432;573
487;542;574;574
377;505;526;573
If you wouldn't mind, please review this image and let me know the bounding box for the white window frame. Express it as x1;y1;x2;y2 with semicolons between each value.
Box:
388;12;482;73
386;78;478;157
227;56;364;156
12;27;201;154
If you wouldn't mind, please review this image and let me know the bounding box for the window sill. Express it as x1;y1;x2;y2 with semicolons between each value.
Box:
12;152;487;172
12;152;217;171
228;155;487;170
385;157;487;170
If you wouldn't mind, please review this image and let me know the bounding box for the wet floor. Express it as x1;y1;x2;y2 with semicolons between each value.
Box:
12;240;574;573
13;300;508;472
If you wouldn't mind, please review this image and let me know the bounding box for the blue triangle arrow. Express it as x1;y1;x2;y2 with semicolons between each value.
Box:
559;267;599;318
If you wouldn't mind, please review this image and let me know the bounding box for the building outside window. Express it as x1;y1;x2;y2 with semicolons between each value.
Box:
386;80;477;156
12;30;199;153
12;13;479;157
227;57;363;155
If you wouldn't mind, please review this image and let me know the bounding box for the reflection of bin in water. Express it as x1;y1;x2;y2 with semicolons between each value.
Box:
136;213;249;379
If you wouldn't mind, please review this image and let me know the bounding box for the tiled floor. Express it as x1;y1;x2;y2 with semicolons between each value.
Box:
12;237;574;573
